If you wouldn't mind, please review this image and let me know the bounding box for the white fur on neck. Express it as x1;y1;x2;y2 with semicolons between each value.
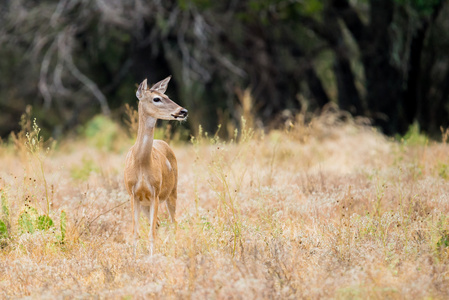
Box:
140;117;156;148
145;117;157;128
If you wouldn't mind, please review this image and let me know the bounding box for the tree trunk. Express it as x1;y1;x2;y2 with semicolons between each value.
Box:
334;56;363;115
403;23;427;127
333;0;404;134
404;0;445;133
303;6;364;115
305;68;330;109
363;55;403;134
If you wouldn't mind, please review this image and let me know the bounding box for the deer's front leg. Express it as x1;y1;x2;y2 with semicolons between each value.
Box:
132;195;141;257
145;196;159;256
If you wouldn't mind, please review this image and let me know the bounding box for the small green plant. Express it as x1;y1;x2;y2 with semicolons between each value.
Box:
18;205;56;234
18;206;39;234
37;214;54;230
437;162;449;179
437;232;449;249
70;157;100;181
58;210;67;244
25;118;54;216
84;115;121;151
400;122;428;146
0;220;7;239
17;204;68;244
15;113;67;245
0;191;8;243
435;215;449;252
0;190;9;236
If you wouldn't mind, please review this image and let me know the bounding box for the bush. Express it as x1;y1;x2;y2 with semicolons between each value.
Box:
83;115;126;152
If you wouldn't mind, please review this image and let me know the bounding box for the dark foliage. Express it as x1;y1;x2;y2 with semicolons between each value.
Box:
0;0;448;138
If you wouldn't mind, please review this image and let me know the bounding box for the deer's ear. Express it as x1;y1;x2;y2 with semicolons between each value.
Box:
150;76;171;94
136;79;148;100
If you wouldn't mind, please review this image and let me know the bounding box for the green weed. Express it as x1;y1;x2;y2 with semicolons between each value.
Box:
70;157;100;181
437;162;449;179
83;115;122;151
0;191;8;244
25;118;55;216
58;210;67;244
401;122;428;146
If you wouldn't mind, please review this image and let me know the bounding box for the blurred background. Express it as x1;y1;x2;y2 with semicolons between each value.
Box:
0;0;448;139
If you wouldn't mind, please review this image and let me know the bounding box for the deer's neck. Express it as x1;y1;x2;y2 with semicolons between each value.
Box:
134;106;156;167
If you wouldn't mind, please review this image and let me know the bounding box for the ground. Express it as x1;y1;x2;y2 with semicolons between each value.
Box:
0;113;449;299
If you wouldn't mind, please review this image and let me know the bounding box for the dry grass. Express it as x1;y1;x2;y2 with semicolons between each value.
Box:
1;111;449;299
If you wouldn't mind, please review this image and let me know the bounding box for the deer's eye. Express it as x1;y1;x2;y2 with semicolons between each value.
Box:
153;97;162;103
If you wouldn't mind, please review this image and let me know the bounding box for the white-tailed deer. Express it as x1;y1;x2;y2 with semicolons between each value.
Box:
124;76;187;256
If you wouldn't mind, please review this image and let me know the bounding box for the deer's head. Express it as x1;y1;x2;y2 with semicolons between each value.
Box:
136;76;188;121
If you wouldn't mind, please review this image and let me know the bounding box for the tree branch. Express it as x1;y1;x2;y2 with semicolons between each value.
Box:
57;30;111;115
331;0;367;44
39;40;57;110
65;54;111;115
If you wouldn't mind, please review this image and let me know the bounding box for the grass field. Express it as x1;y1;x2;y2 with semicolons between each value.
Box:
1;110;449;299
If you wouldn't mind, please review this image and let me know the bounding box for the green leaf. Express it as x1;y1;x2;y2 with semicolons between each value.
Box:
18;209;36;234
37;215;54;231
60;210;67;243
303;0;324;15
437;233;449;248
0;219;7;239
1;191;8;218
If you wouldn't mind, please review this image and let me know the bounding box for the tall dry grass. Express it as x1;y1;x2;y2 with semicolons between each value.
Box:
0;107;449;299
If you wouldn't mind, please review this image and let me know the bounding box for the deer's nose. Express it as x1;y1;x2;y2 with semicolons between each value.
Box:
180;108;188;117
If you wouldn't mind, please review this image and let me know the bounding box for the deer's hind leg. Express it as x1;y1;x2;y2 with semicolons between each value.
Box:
166;189;178;231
